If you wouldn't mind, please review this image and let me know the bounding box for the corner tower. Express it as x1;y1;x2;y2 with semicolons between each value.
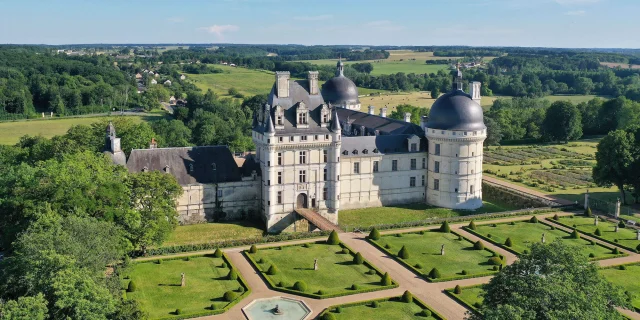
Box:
425;67;486;210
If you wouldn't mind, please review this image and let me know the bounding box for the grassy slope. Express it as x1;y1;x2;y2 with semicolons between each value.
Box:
125;256;243;319
162;221;264;247
330;298;437;319
0;114;161;145
374;231;496;278
556;216;640;250
601;265;640;310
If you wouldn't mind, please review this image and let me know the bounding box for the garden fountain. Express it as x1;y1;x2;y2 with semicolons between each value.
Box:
242;296;311;320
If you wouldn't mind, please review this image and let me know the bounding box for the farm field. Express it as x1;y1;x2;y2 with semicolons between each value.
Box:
469;219;621;260
338;200;516;229
601;264;640;310
554;216;640;251
0;114;162;145
601;62;640;70
124;255;248;319
544;94;612;104
321;295;442;319
161;221;264;247
372;230;499;280
447;285;485;311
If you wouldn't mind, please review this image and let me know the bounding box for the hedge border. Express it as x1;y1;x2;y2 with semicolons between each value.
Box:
546;217;639;253
317;293;446;320
444;284;485;315
126;253;252;320
462;218;628;261
368;229;500;282
243;240;398;299
599;262;640;313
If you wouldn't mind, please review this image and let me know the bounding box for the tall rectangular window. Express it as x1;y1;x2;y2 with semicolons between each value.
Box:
277;191;282;204
323;150;328;163
434;179;440;190
392;160;398;171
277;172;282;184
410;143;417;152
373;161;379;173
323;168;327;181
435;144;441;155
422;158;426;169
434;161;440;173
290;136;294;142
410;177;416;187
421;175;425;186
470;185;475;194
277;153;282;165
299;170;306;183
299;151;307;164
323;187;328;200
410;159;416;170
353;162;360;174
300;135;307;141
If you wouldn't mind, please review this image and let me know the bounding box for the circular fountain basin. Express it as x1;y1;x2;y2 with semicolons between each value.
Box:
242;296;311;320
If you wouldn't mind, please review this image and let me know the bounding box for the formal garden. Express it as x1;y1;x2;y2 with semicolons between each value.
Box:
464;217;625;261
601;264;640;311
445;285;485;314
121;253;250;319
318;291;444;320
552;215;640;252
368;223;501;282
244;231;397;298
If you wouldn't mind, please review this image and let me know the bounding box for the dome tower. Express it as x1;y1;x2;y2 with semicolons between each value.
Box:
425;66;486;210
321;58;361;111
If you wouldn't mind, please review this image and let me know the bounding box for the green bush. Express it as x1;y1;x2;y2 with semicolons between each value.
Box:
220;262;227;268
257;258;264;264
613;247;621;254
492;265;499;271
474;241;485;250
589;253;595;258
155;259;162;264
209;304;216;310
369;227;381;240
510;221;516;226
276;281;285;287
488;257;503;266
454;285;462;294
420;309;432;317
530;216;538;223
237;286;245;293
366;269;376;275
213;248;223;258
249;245;258;253
327;230;340;245
335;306;342;313
351;284;360;290
398;245;410;259
468;220;477;230
224;291;238;302
619;221;626;228
553;214;559;220
184;256;190;261
487;234;492;238
461;270;468;275
267;264;278;275
636;244;640;252
402;290;413;303
384;243;391;249
620;265;627;270
381;272;392;286
473;302;482;308
440;221;451;233
322;313;336;320
302;243;312;248
585;207;592;217
227;269;238;280
428;268;441;279
317;289;325;295
504;237;513;247
415;263;423;269
570;229;580;239
341;248;349;254
595;228;602;236
371;301;380;308
353;252;364;265
293;281;308;292
419;230;425;235
127;281;136;293
175;309;182;315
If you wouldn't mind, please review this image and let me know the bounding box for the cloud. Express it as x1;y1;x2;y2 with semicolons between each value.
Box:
566;10;586;15
364;20;405;31
198;25;240;39
167;17;184;23
294;14;332;21
554;0;599;5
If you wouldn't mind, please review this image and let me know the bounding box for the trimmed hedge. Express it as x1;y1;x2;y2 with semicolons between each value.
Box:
353;252;364;264
127;280;136;293
428;268;441;279
402;290;413;303
267;264;278;275
530;216;538;223
440;221;451;233
444;284;485;315
504;237;513;247
249;245;257;254
548;217;639;253
381;272;392;285
317;293;445;320
327;230;340;245
293;281;308;292
570;229;580;239
585;207;592;217
468;220;477;230
227;269;238;280
398;245;410;259
369;227;381;240
223;290;238;302
474;241;485;250
454;285;462;294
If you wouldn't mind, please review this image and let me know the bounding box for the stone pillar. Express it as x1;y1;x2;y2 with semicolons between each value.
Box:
615;225;619;233
404;112;412;123
368;106;375;115
584;189;589;210
594;216;598;226
637;229;640;241
615;198;621;218
379;107;387;118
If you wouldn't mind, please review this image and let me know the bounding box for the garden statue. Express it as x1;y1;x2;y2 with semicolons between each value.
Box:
181;273;185;287
441;244;445;256
637;229;640;241
541;233;546;244
273;304;283;315
314;258;318;271
594;216;598;226
615;225;619;233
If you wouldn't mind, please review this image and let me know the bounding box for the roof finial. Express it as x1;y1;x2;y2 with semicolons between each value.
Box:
337;55;344;76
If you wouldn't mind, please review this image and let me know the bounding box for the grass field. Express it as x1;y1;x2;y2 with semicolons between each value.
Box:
555;216;640;251
447;285;485;311
162;221;264;247
601;264;640;310
373;230;498;280
471;219;620;260
339;200;515;229
360;92;502;112
601;62;640;70
248;242;391;296
321;295;441;319
0;114;162;145
544;94;613;104
124;256;246;319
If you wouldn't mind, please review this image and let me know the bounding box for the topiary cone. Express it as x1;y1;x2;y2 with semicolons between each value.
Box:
267;264;278;275
249;245;257;253
454;285;462;294
327;230;340;245
440;221;451;233
504;237;513;247
402;290;413;303
428;268;441;279
353;252;364;264
468;220;477;230
369;227;381;240
213;248;223;258
571;229;580;239
381;272;392;286
398;245;410;259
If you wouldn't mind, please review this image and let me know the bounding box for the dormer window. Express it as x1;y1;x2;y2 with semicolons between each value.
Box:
352;149;358;155
189;163;194;173
275;105;284;129
142;166;149;172
373;148;379;153
363;149;368;154
296;102;309;128
342;150;348;155
320;104;330;127
164;165;170;173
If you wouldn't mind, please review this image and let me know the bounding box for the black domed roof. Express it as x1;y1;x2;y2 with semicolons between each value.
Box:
322;75;359;104
427;90;485;131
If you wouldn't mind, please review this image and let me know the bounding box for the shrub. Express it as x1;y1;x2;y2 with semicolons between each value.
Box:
127;281;137;293
322;313;336;320
415;263;423;269
335;306;342;313
613;248;621;254
590;240;595;245
293;281;308;292
454;285;462;294
302;243;312;248
487;234;492;238
584;207;592;217
227;269;238;280
550;226;556;230
175;309;182;315
530;216;538;223
595;228;602;236
398;245;410;259
504;237;513;247
420;309;432;317
510;221;516;226
461;270;468;275
440;221;451;233
589;253;595;258
488;257;503;266
317;290;325;295
213;248;223;258
366;269;376;275
257;258;264;264
353;252;364;264
249;245;258;253
428;268;441;279
351;284;360;290
636;244;640;252
237;286;245;293
369;227;381;240
474;241;485;250
327;230;340;245
384;243;391;249
468;220;477;230
381;272;392;286
267;265;278;275
619;221;626;228
224;291;238;302
553;214;559;220
523;249;529;254
419;230;425;235
473;302;482;308
220;262;227;268
570;215;574;219
276;281;285;287
341;248;349;254
492;265;499;271
209;304;216;310
395;233;402;237
402;290;413;303
184;256;190;261
155;259;162;264
620;265;627;270
371;301;380;308
570;229;580;239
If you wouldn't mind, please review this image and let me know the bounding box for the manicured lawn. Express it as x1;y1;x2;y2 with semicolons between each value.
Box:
601;264;640;310
248;242;391;297
322;295;442;319
162;221;264;247
339;201;515;229
447;285;485;311
124;255;247;319
471;220;620;259
0;114;162;145
373;231;498;280
555;216;640;251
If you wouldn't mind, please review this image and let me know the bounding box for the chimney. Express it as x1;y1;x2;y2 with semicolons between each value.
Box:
404;112;412;123
368;105;375;115
420;115;428;130
150;138;157;149
470;81;482;105
380;107;387;118
308;71;319;95
275;71;290;98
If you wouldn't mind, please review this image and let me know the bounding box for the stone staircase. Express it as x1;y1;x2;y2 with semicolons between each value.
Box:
294;208;342;232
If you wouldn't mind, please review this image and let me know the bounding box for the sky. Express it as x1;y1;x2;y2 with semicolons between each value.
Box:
0;0;638;48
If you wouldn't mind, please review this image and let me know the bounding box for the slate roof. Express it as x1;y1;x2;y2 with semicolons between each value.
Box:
322;75;360;104
126;146;245;185
336;108;424;136
340;135;427;157
427;90;486;131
